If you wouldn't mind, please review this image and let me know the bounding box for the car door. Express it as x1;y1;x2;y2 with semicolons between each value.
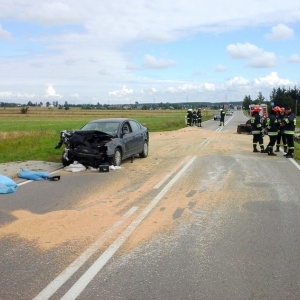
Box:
121;122;135;158
129;120;144;154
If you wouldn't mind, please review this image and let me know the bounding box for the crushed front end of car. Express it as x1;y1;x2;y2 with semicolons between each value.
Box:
55;130;114;168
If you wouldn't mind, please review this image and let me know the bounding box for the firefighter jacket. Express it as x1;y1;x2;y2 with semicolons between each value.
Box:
220;110;226;121
186;111;193;120
192;111;198;121
265;114;278;136
197;111;202;120
250;112;262;134
276;113;286;132
283;112;296;135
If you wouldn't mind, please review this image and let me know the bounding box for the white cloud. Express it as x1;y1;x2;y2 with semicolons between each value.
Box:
254;72;294;86
227;43;262;59
45;85;62;98
248;52;277;68
0;1;300;104
0;91;13;97
225;76;249;87
227;43;277;68
288;54;300;63
143;55;177;69
109;85;133;97
215;65;227;72
265;24;294;41
0;24;12;40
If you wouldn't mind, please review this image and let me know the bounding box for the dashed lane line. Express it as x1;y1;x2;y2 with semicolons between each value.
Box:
60;156;197;300
33;206;138;300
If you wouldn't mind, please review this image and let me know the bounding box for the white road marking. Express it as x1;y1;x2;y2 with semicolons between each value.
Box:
288;157;300;170
33;206;138;300
153;156;191;189
18;170;61;186
60;156;197;300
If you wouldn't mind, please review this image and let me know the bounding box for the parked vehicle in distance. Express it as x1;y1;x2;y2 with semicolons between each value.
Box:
213;112;221;120
226;110;233;116
55;118;149;168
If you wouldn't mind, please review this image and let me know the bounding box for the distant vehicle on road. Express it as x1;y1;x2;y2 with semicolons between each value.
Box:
214;112;221;120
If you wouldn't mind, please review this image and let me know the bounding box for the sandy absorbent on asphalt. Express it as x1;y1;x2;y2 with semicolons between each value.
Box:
0;127;252;252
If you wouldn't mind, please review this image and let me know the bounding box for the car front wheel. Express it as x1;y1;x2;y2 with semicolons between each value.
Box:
61;150;73;167
111;148;122;166
139;141;148;158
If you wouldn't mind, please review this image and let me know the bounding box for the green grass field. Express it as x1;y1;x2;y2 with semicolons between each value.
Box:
0;107;298;163
0;107;214;163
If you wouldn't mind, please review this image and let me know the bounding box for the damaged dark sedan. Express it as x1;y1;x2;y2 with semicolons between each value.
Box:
55;118;149;168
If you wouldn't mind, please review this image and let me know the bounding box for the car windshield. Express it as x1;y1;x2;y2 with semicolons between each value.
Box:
80;122;120;136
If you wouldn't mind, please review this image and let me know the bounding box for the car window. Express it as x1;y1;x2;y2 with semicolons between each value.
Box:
122;122;131;134
105;123;119;134
81;122;119;135
129;120;140;132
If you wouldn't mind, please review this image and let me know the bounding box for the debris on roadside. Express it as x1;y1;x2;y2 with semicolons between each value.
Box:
0;174;18;194
64;161;121;173
17;169;60;181
64;162;86;172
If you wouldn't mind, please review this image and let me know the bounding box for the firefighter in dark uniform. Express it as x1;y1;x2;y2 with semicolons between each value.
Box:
192;109;198;126
265;106;279;156
283;106;296;158
186;109;193;126
219;108;225;126
197;108;202;127
250;106;265;152
275;107;287;153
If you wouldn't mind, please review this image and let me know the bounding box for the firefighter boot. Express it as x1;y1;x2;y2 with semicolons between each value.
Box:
285;149;294;158
268;147;277;156
253;145;259;153
283;146;288;153
260;146;266;153
275;145;280;152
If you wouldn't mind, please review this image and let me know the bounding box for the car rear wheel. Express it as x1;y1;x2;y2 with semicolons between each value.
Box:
139;141;148;158
111;148;122;166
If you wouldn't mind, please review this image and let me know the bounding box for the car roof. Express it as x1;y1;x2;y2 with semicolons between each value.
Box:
88;118;133;123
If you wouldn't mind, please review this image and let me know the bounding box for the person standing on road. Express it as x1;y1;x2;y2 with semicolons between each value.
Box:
186;109;193;126
192;109;198;126
250;106;265;153
219;108;225;126
265;106;280;156
275;107;287;153
197;108;202;127
283;106;296;158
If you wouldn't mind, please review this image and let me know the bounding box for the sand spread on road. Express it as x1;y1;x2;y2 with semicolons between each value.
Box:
0;126;252;252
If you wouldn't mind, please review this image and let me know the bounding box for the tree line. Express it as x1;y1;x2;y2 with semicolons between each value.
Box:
242;86;300;115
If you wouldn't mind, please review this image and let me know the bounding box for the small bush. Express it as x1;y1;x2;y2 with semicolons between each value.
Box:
20;106;29;114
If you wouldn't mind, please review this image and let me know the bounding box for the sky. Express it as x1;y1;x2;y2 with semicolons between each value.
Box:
0;0;300;105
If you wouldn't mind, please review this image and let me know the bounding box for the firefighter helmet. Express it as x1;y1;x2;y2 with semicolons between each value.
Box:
253;106;261;112
272;106;281;113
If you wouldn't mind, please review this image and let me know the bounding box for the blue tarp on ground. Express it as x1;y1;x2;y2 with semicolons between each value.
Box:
0;174;18;194
17;169;51;181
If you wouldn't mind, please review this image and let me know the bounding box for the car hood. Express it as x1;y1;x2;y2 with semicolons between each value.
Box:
68;130;114;145
74;130;114;138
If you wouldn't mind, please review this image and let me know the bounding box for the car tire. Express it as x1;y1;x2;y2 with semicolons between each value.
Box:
61;150;73;167
139;141;148;158
111;148;122;166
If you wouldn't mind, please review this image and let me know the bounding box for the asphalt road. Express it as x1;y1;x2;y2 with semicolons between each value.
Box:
1;111;300;300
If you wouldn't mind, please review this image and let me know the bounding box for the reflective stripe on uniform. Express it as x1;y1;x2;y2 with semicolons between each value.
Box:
284;131;294;135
